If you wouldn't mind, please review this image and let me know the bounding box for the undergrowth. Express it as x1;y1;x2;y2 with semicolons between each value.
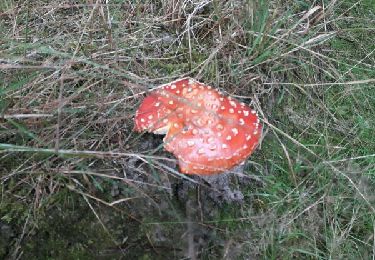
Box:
1;0;374;259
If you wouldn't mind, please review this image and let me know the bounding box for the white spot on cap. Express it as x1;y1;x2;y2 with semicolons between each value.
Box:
174;123;179;128
163;118;168;124
207;137;214;143
246;134;251;141
231;128;239;135
221;106;225;110
187;88;193;92
197;103;202;107
171;84;176;89
251;110;256;114
207;85;212;89
148;115;153;120
194;118;203;126
216;124;224;130
140;118;145;122
191;109;198;114
169;100;174;105
209;144;217;150
198;148;205;154
187;140;195;147
155;102;161;107
243;110;249;116
239;118;245;125
253;130;258;135
229;101;237;107
226;135;232;141
177;113;183;118
165;109;172;114
222;144;228;149
192;129;198;135
243;144;248;149
219;97;224;101
229;108;234;114
176;90;180;94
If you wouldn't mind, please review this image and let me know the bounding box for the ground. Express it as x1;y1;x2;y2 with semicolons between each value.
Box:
0;0;374;259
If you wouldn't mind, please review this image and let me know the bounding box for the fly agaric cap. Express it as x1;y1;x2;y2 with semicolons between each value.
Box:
134;78;262;175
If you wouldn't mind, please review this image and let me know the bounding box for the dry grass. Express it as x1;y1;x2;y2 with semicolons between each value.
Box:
1;0;374;258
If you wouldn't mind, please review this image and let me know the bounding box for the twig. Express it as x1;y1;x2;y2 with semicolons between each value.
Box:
1;114;53;119
0;143;175;162
263;78;375;86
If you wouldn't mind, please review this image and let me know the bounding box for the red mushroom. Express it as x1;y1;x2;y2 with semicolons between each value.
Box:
134;78;261;175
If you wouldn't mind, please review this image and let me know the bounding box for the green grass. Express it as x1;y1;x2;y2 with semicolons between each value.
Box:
1;0;374;259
